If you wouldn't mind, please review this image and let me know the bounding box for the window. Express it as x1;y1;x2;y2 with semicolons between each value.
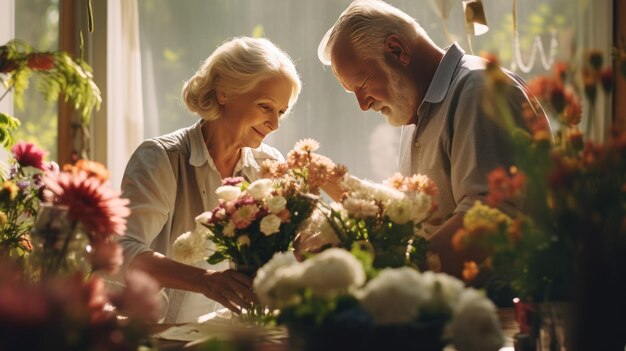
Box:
136;0;599;184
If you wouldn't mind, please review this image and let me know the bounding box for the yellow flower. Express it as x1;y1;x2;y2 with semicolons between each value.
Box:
463;201;511;233
0;181;19;202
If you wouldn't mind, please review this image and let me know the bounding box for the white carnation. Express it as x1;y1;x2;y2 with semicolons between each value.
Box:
215;185;241;202
342;197;378;218
246;179;273;200
254;252;303;308
369;182;404;202
300;248;366;297
266;195;287;214
357;267;428;325
384;197;414;224
172;230;206;265
260;214;281;236
450;289;504;351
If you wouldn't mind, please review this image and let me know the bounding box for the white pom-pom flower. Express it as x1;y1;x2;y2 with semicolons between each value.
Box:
215;185;241;202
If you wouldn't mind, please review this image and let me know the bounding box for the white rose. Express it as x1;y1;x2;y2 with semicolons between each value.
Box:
450;289;504;351
300;248;366;297
215;185;241;202
266;195;287;214
246;179;273;200
357;267;428;325
237;234;250;246
195;211;213;225
384;197;414;224
260;214;281;236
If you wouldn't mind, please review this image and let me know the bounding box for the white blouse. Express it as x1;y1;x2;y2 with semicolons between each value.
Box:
118;119;284;323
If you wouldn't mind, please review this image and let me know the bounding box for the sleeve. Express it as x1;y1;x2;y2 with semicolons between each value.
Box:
449;75;528;216
118;139;177;273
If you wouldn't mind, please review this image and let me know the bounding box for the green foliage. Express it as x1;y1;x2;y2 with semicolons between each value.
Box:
0;113;22;149
0;39;101;150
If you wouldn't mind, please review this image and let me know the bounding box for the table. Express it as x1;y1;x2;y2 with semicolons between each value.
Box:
150;308;519;351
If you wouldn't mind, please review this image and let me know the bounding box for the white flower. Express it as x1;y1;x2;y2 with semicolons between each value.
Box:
266;195;287;214
254;252;303;308
384;197;414;224
260;214;281;236
215;185;241;202
369;182;404;202
252;252;302;308
299;248;366;297
450;289;504;351
357;267;428;325
222;221;235;237
172;230;206;265
420;271;466;312
237;234;250;246
195;211;213;225
246;179;273;200
342;197;378;218
408;192;432;222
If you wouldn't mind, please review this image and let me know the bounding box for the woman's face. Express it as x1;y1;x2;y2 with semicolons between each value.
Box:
219;74;293;148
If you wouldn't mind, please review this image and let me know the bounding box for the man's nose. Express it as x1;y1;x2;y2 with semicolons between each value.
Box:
356;91;372;111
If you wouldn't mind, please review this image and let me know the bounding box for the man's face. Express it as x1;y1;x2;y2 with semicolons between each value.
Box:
330;37;418;126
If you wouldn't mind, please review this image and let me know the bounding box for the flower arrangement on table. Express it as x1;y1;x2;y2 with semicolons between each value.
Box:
0;143;163;349
451;53;626;348
298;171;438;270
253;248;504;351
173;139;346;276
0;142;50;258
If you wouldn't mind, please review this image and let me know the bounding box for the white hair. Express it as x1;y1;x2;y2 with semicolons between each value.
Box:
183;37;301;121
318;0;430;66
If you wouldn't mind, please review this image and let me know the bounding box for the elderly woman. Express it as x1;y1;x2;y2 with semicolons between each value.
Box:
119;37;301;323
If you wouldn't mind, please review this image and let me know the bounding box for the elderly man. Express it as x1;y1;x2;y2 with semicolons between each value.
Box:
318;0;549;278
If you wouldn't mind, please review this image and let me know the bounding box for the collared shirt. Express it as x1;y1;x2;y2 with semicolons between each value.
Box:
399;43;546;236
118;119;284;323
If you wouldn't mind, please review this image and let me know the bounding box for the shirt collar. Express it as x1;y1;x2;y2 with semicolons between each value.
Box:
422;42;465;104
188;119;257;172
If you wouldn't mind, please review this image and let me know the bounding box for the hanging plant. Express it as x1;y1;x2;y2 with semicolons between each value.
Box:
0;39;101;150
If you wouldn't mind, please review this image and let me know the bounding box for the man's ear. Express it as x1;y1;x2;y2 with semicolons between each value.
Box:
384;34;410;65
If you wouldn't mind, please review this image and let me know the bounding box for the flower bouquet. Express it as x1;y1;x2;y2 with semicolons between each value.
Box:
451;53;626;349
253;248;504;351
173;139;346;276
0;142;50;259
299;172;438;270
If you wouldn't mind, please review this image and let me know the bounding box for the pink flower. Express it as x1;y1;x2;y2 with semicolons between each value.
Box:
11;141;48;170
231;204;260;229
222;176;245;186
43;170;130;239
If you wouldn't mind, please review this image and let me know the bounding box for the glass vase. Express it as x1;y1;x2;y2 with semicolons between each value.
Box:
29;204;91;279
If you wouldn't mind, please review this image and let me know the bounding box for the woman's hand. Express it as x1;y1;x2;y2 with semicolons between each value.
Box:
199;269;258;313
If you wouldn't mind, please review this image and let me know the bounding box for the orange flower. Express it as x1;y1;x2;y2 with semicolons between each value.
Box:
462;261;480;282
486;167;527;207
63;159;110;183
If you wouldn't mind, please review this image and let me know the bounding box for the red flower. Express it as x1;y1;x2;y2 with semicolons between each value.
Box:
11;141;48;170
43;170;130;239
487;167;527;207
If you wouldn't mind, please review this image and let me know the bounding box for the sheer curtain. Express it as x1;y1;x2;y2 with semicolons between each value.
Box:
107;0;144;190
